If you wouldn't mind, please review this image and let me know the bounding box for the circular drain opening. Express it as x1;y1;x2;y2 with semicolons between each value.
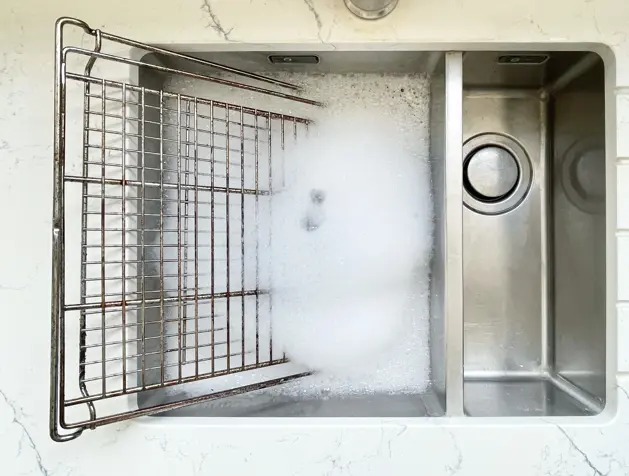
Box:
464;145;520;202
463;134;532;215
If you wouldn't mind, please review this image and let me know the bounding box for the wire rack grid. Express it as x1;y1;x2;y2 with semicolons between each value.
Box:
51;17;316;442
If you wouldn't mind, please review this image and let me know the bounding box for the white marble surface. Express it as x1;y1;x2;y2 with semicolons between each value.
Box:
1;0;629;474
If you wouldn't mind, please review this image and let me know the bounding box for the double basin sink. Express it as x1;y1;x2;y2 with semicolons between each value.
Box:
134;49;609;419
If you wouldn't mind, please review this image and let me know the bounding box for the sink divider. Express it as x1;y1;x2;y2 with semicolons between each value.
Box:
443;52;464;416
430;52;464;417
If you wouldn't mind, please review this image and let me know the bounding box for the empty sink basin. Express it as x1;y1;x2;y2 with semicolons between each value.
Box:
461;52;606;416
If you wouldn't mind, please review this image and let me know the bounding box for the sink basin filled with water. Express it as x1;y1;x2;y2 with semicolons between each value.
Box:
135;52;449;417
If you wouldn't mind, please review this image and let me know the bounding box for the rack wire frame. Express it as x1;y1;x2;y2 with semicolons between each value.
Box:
51;17;315;442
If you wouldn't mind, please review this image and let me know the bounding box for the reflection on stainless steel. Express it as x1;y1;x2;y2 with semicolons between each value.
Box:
343;0;399;19
560;139;606;214
465;146;518;199
552;65;607;404
462;52;606;417
464;378;595;417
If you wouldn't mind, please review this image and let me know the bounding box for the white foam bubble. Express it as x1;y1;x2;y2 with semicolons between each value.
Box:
158;73;434;397
266;104;433;396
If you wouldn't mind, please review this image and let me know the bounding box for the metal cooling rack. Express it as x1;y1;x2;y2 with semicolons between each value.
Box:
51;17;317;442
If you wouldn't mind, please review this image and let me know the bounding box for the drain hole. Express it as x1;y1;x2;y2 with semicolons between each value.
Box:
462;134;532;215
464;145;519;202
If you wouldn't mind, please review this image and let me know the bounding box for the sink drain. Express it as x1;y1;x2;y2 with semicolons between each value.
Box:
463;134;532;215
465;145;519;200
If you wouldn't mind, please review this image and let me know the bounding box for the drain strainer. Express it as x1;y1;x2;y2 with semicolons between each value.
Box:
463;133;532;215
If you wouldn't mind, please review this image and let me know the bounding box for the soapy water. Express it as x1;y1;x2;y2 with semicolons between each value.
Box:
267;114;432;377
154;73;434;397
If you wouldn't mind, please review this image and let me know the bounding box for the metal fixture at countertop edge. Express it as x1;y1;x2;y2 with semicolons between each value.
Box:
344;0;399;19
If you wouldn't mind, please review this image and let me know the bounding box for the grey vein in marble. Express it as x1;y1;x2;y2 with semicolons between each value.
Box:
201;0;233;41
443;429;463;475
618;384;629;402
0;389;49;476
302;0;323;42
554;425;604;476
387;425;407;458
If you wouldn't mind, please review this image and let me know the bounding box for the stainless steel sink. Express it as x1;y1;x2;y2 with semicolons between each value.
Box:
51;18;613;440
133;50;606;419
462;52;606;416
136;51;450;417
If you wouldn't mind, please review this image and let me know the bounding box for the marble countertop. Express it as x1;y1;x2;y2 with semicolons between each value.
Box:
1;0;629;474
